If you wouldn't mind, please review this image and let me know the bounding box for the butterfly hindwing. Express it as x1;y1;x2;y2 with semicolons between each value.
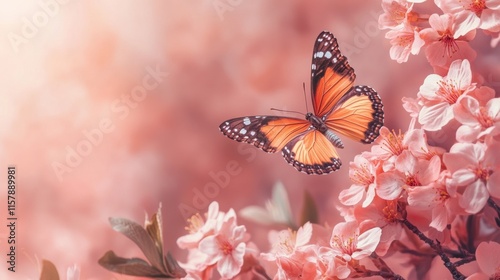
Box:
219;116;311;153
311;31;356;117
283;130;341;175
325;85;384;144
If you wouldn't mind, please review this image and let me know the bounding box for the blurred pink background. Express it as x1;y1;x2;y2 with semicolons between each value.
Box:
0;1;499;279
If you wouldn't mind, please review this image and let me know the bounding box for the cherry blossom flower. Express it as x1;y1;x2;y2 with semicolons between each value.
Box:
273;250;319;280
469;241;500;279
340;154;378;207
365;127;409;170
418;59;476;131
419;14;476;68
407;171;464;231
405;128;446;160
454;95;500;142
261;222;323;280
180;249;214;280
314;250;351;279
198;209;247;279
377;151;441;200
329;221;382;261
443;142;500;213
386;22;425;63
379;0;420;29
402;97;421;130
353;198;404;256
435;0;500;37
261;222;312;260
177;201;220;250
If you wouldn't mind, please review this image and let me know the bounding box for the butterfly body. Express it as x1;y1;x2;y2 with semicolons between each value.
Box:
305;113;344;149
219;31;384;175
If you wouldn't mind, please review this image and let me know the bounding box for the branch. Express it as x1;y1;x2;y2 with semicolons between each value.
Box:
399;219;466;280
487;198;500;227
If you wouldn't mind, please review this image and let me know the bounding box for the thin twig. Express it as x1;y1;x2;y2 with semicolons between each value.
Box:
400;219;466;280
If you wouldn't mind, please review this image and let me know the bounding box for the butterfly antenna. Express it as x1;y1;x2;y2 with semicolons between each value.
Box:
270;108;305;117
303;82;309;113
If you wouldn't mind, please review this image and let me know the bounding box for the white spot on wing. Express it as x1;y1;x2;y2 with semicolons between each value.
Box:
240;128;247;134
325;51;332;59
315;51;324;58
243;117;251;125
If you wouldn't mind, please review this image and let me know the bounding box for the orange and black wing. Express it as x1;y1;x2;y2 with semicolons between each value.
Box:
310;31;356;117
311;31;383;144
325;85;384;144
219;116;341;174
219;116;311;153
282;130;341;174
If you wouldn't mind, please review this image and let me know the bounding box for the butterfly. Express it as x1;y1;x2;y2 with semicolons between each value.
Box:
219;31;384;175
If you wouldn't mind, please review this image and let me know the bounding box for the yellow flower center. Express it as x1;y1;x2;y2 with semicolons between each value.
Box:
351;163;375;186
185;213;204;233
382;129;406;156
468;0;486;17
477;107;494;128
436;79;464;104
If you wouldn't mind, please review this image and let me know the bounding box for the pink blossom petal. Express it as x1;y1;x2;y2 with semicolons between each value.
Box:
487;171;500;198
395;150;416;173
446;142;483;168
419;102;454;131
430;204;448;231
454;96;480;125
460;180;489;213
454;11;481;37
352;227;382;260
476;241;500;276
484;142;500;167
456;124;481;142
429;13;452;31
486;0;500;10
198;236;220;257
376;172;404;200
418;74;442;100
487;98;500;118
217;242;245;279
296;222;312;248
418;155;441;185
470;86;496;105
402;97;421;118
451;168;477;186
435;0;463;14
339;185;365;206
408;185;436;208
480;9;500;31
448;60;472;88
232;225;246;241
362;185;376;208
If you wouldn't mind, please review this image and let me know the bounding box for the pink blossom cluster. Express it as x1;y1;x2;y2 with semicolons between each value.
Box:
380;0;499;69
172;1;500;279
177;201;385;279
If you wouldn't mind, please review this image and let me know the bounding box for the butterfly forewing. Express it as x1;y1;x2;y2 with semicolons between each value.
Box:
326;85;384;144
219;116;311;153
311;31;356;117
